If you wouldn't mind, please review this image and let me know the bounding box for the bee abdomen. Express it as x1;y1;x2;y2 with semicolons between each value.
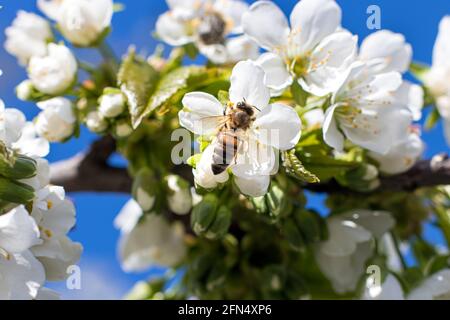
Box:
211;132;238;175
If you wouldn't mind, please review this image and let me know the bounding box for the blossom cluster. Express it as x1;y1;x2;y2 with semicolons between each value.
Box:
0;99;81;299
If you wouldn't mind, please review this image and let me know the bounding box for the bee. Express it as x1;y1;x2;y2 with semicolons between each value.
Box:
209;100;258;175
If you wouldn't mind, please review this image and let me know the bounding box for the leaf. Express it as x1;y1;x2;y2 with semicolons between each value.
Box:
425;107;441;130
410;62;430;82
118;48;159;128
147;66;205;116
282;150;320;183
291;81;309;107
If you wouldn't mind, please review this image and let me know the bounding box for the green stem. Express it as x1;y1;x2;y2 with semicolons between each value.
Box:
391;232;408;271
98;41;120;72
78;60;96;74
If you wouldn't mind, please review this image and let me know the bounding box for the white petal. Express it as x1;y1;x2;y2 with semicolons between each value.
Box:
323;104;345;152
114;199;144;233
234;174;270;197
199;43;228;64
242;0;289;51
301;31;357;96
0;206;41;253
2;108;27;146
342;106;413;154
409;269;450;300
12;122;50;158
432;16;450;68
213;0;249;34
156;11;193;46
360;30;412;73
394;82;424;121
232;138;276;178
179;92;224;135
370;132;424;175
194;144;229;189
226;35;260;63
37;0;62;20
289;0;342;54
229;60;270;108
344;209;395;239
256;52;293;97
253;103;301;150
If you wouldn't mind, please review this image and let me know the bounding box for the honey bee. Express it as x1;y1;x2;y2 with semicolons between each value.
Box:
209;100;258;175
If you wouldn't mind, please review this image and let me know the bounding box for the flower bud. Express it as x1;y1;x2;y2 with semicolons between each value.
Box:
0;152;37;180
165;175;192;215
132;169;157;212
16;80;34;101
0;176;35;205
35;97;76;142
114;120;133;138
56;0;114;47
4;10;52;66
190;194;218;236
99;92;126;118
85;111;108;133
28;43;77;95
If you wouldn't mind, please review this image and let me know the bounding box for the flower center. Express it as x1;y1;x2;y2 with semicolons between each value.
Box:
197;12;226;45
0;247;11;261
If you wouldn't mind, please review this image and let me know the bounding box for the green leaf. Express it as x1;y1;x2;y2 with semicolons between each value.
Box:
205;206;232;240
0;176;35;205
410;62;430;82
265;183;291;220
147;66;205;116
118;48;159;128
191;194;218;235
281;219;304;251
291;81;309;107
425;107;441;130
282;150;320;183
294;210;327;244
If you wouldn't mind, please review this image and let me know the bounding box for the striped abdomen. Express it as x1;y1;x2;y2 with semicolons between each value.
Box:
211;131;238;175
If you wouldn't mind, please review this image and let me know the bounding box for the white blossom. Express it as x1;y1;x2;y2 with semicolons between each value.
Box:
243;0;357;97
166;175;192;215
86;111;108;133
99;93;126;118
35;97;76;142
315;209;395;294
39;0;114;47
4;11;52;66
114;199;186;272
369;129;424;175
16;80;34;101
424;16;450;145
114;120;133;138
179;60;302;197
323;61;413;154
156;0;254;64
28;43;77;95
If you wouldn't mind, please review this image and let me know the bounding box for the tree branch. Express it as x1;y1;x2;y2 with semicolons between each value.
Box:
50;137;450;195
50;136;132;193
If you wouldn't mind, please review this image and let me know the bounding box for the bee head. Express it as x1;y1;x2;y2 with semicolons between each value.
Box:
236;101;255;116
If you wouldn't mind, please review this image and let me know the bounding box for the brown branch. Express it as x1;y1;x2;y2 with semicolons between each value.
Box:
50;136;450;194
50;135;132;193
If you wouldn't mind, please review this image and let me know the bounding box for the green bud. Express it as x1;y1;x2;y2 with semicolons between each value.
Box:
205;205;232;240
191;194;218;235
0;154;37;180
132;168;157;212
294;210;327;244
266;183;291;220
0;176;35;204
165;174;192;215
281;219;304;251
251;196;268;215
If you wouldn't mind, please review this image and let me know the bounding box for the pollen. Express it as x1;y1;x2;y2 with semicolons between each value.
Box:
47;200;53;209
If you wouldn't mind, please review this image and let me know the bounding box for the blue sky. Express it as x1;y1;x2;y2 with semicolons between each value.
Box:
0;0;449;299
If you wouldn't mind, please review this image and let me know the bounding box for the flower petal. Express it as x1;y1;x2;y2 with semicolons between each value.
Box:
432;16;450;68
289;0;342;54
253;103;301;150
179;92;224;135
226;35;260;63
234;174;270;197
242;0;289;51
301;31;357;96
229;60;270;108
232;138;276;177
156;11;193;46
323;104;345;152
213;0;249;34
359;30;412;73
256;52;293;97
194;144;229;189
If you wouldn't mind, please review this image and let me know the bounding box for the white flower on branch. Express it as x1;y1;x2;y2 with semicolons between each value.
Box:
323;61;413;154
28;43;77;95
114;199;187;272
369;129;424;175
424;16;450;145
156;0;257;64
243;0;356;97
99;92;126;119
165;175;193;215
38;0;114;47
30;186;82;282
35;97;76;142
315;209;395;294
85;111;108;133
364;269;450;300
4;11;52;66
179;60;301;197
